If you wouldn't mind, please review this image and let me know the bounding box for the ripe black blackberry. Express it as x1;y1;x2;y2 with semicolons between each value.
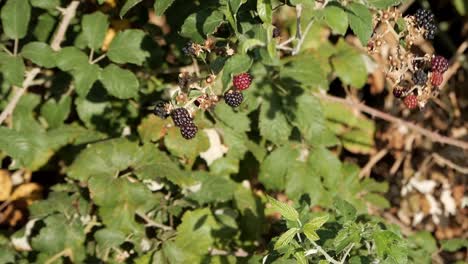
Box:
431;55;449;73
412;70;428;85
182;41;196;56
153;101;169;119
424;23;437;39
393;88;404;98
224;90;243;107
180;123;198;139
273;27;280;38
414;9;434;28
171;108;193;127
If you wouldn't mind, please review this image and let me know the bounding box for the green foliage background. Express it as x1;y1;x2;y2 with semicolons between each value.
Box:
0;0;466;263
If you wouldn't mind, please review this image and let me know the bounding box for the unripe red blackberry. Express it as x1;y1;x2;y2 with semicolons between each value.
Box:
224;90;243;107
403;95;418;109
171;108;193;127
180;123;198;139
233;73;252;91
430;71;443;86
153;101;169;119
431;56;448;73
412;70;428;85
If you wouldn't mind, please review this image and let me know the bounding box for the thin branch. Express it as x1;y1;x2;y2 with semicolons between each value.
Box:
359;148;389;178
136;211;173;231
316;93;468;150
340;243;354;264
311;241;340;264
13;38;18;56
91;54;106;64
432;153;468;174
295;4;303;40
88;48;94;63
292;18;315;55
0;68;41;125
1;46;13;56
50;1;80;51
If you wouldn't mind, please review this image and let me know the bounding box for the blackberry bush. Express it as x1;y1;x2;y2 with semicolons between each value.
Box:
0;0;463;264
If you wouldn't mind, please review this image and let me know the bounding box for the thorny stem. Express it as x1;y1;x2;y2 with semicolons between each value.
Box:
136;211;173;231
50;1;80;51
316;93;468;150
340;243;355;264
311;241;340;264
1;46;13;56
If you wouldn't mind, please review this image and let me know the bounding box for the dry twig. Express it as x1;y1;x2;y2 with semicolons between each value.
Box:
316;93;468;150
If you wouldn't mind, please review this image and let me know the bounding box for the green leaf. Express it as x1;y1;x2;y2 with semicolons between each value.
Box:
367;0;401;9
72;62;101;96
373;230;408;264
0;54;25;86
0;247;15;263
68;138;139;181
332;39;367;88
440;239;468;252
363;193;390;208
274;228;299;249
100;64;139;99
259;146;297;190
82;11;109;50
30;0;60;10
137;114;171;142
266;195;299;222
288;94;327;145
89;176;154;234
33;13;56;42
280;55;327;90
213;103;251;133
174;209;218;262
221;54;252;88
188;173;236;204
94;228;126;248
154;0;175;16
120;0;142;17
454;0;467;15
0;0;31;39
40;96;71;128
180;9;225;43
31;215;86;263
259;94;292;144
323;5;348;35
21;42;56;68
257;0;272;24
304;214;329;231
334;197;357;222
55;47;89;71
164;127;209;165
333;223;361;253
107;29;149;65
346;3;373;45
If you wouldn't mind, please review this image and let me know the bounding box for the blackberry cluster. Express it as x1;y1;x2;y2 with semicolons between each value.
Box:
224;90;243;107
412;70;428;85
153;101;169;119
414;9;437;39
392;87;405;98
170;108;198;139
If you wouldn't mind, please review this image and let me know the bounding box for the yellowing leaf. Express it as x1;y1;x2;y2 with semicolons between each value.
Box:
10;183;42;201
0;170;12;201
